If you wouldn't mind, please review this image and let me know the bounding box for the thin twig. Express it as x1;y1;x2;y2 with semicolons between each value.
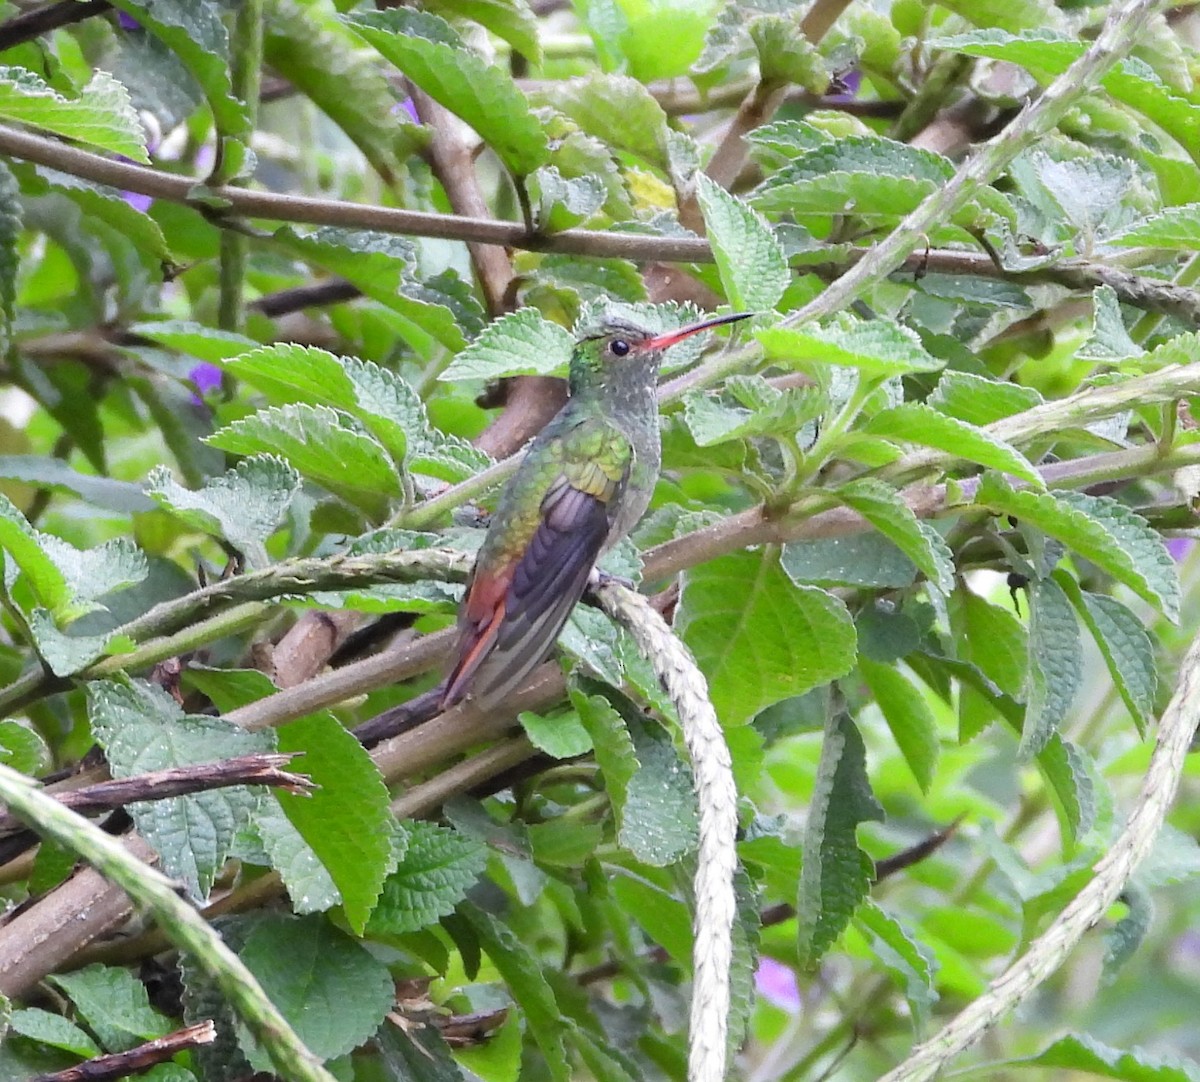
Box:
0;752;313;837
0;0;110;51
31;1020;217;1082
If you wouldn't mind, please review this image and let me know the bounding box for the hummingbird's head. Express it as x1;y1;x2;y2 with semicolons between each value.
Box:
570;309;752;398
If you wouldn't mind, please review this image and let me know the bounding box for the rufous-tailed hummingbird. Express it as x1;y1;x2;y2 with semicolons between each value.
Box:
441;307;751;711
354;307;750;747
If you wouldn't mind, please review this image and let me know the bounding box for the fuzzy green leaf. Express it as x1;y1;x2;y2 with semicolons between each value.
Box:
147;457;301;559
49;965;170;1053
206;403;402;519
275;710;395;935
130;320;256;362
272;227;476;350
237;914;394;1062
1014;1032;1200;1082
695;173;788;312
87;681;273;900
108;0;248;140
976;476;1181;622
346;9;549;176
928;370;1043;426
865;403;1043;486
539;75;669;169
797;713;884;968
679;548;857;726
8;1008;101;1058
834;478;955;593
853;901;939;1028
0;68;148;161
461;903;571;1082
1107;202;1200;249
441;307;574;380
1021;577;1082;758
368;820;487;935
781;533;917;589
519;707;593;759
859;659;940;792
426;0;542;63
758;317;945;377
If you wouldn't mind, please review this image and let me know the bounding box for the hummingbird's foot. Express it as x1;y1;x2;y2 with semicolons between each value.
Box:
588;567;637;593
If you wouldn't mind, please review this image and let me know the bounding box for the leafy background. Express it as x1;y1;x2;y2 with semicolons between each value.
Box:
0;0;1198;1080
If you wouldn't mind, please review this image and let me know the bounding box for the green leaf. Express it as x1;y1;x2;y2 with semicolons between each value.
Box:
426;0;542;63
833;478;955;592
147;457;301;560
38;535;147;613
0;492;71;618
864;403;1043;486
1107;202;1200;249
265;0;426;184
108;0;249;141
1020;577;1081;758
1079;285;1143;362
934;30;1200;157
1037;734;1097;846
8;1008;101;1058
0;67;148;161
368;820;486;935
441;307;574;381
694;174;788;312
1057;574;1157;734
0;456;153;513
797;713;884;968
272;228;475;350
678;548;857;726
461;903;571;1082
757;316;945;377
1105;879;1153;978
130;320;257;362
682;376;827;447
87;680;273;900
859;659;940;792
28;609;127;677
274;710;394;935
976;476;1181;621
853;902;938;1028
49;965;170;1053
781;533;917;589
539;75;668;170
752;136;951;218
0;720;48;774
345;9;549;176
237;914;394;1062
206;403;402;519
928;370;1043;426
18;163;168;263
748;14;829;89
251;801;341;915
519;707;593;759
1014;1032;1200;1082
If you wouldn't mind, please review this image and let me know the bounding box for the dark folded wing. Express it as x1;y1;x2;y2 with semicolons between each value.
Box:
444;475;615;709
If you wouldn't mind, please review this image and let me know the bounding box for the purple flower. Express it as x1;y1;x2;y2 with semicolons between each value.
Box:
1166;537;1196;563
825;68;862;103
392;97;421;124
117;12;140;31
754;957;801;1013
187;362;224;406
123;190;153;213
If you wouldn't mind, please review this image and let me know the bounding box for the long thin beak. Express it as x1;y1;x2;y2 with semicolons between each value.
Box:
642;311;753;351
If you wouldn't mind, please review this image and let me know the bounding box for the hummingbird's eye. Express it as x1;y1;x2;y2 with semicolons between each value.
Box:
610;339;631;357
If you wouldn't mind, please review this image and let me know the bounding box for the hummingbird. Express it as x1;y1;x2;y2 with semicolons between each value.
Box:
440;307;752;712
353;307;750;747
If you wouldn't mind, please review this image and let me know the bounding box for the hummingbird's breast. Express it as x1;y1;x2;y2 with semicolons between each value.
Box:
604;374;661;546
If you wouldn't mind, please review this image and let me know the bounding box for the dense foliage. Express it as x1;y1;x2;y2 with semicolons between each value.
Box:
0;0;1199;1080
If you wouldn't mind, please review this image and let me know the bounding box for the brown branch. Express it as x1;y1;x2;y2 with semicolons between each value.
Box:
31;1020;217;1082
249;278;360;317
410;88;514;317
0;752;312;838
0;835;157;997
0;0;111;51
